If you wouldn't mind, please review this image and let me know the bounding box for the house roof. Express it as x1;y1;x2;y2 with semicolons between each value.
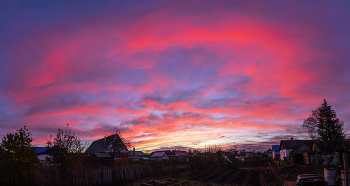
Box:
149;150;174;157
85;134;128;154
292;143;306;153
175;150;189;156
312;140;343;153
35;146;59;155
34;147;47;154
151;152;167;157
272;145;280;152
129;151;146;156
279;140;314;150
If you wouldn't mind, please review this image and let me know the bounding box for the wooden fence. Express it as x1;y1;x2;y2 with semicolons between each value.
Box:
71;166;154;186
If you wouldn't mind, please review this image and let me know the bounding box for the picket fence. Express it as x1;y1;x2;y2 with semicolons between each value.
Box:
71;166;154;186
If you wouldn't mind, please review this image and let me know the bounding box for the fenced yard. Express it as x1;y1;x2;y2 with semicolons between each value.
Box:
1;165;157;186
0;158;325;186
70;167;153;186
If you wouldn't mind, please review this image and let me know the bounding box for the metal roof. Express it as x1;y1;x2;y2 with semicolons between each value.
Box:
279;140;314;150
149;150;173;156
129;151;146;156
35;147;47;154
85;134;128;154
175;150;189;156
151;152;167;157
272;145;280;152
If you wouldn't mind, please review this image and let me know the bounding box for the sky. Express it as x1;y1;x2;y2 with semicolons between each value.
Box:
1;1;350;152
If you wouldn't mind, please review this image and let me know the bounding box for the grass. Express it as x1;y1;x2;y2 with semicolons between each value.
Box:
272;160;289;168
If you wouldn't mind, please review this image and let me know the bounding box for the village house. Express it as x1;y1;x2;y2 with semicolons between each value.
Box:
279;138;315;161
35;146;64;167
306;140;343;166
149;150;174;156
128;148;147;162
150;151;169;162
289;141;315;164
85;134;129;164
175;150;191;163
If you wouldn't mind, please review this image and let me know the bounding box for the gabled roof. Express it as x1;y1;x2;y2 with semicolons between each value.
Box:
129;151;146;156
272;145;280;152
279;140;314;150
85;134;128;154
149;150;174;157
312;140;343;153
292;141;314;151
289;141;317;155
151;152;167;157
34;146;59;155
175;150;189;156
292;143;307;152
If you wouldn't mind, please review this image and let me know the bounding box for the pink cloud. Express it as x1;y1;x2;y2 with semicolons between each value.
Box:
1;1;349;152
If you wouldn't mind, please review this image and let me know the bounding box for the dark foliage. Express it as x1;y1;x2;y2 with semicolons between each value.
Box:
0;126;39;185
46;124;86;175
302;99;345;141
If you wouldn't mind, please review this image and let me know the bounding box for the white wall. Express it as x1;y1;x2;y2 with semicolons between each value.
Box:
272;151;280;159
280;149;293;161
162;154;169;160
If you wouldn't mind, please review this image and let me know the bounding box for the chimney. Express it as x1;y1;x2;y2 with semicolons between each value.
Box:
133;147;135;155
291;137;293;141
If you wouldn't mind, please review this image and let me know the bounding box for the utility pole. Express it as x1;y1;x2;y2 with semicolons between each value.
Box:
173;149;175;179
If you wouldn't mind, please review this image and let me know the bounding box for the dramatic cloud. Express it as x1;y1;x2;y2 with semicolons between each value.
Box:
1;1;350;151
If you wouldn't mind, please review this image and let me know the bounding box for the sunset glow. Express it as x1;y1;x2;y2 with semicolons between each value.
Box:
1;1;350;152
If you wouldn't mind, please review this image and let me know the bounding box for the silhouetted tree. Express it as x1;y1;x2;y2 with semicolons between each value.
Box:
239;149;246;158
227;146;238;161
46;124;86;175
302;99;345;141
0;126;39;184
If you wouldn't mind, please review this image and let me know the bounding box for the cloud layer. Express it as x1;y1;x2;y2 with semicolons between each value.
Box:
1;1;350;151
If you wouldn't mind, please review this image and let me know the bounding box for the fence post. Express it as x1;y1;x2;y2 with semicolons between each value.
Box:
72;171;75;186
344;152;348;186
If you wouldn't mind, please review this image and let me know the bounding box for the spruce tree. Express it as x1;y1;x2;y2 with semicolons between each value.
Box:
302;99;345;141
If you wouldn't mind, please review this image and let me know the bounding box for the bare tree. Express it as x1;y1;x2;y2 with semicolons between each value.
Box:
46;124;86;174
205;143;222;166
239;149;246;158
227;146;238;162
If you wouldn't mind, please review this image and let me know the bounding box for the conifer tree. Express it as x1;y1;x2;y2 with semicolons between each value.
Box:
302;99;345;141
